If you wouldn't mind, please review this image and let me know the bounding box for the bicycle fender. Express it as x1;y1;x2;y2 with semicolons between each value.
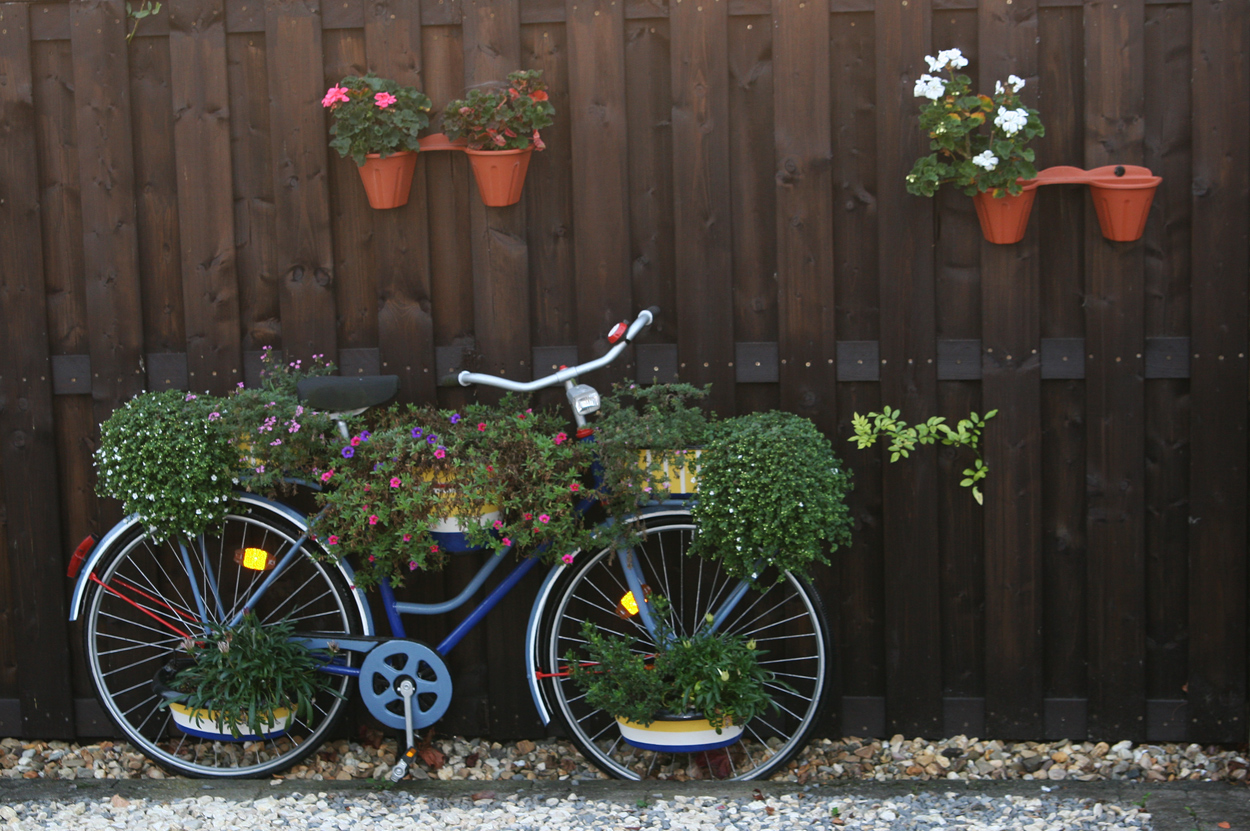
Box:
524;562;567;726
67;492;375;638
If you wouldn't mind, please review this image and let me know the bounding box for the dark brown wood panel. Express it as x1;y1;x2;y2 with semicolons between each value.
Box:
0;3;74;737
774;0;836;432
264;0;339;363
170;0;244;394
1186;0;1248;743
978;0;1045;739
874;0;943;737
1083;0;1148;741
366;0;438;400
566;0;634;376
670;0;735;415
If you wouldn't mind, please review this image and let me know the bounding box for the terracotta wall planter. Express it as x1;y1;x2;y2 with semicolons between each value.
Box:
1034;164;1162;242
973;181;1040;245
465;147;533;207
357;151;418;210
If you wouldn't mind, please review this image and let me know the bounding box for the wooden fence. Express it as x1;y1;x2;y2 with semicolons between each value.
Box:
0;0;1246;744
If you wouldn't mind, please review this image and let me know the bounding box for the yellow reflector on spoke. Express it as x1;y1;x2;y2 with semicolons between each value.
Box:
617;591;640;618
235;547;272;572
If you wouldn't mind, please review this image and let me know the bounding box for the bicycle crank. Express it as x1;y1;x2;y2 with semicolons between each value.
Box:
359;640;452;731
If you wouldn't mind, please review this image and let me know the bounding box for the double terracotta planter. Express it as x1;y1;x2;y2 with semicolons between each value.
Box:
972;164;1162;244
355;134;534;209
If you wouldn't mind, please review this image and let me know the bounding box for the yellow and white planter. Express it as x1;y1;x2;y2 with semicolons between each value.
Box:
427;474;500;552
616;713;744;753
637;449;702;497
169;701;293;742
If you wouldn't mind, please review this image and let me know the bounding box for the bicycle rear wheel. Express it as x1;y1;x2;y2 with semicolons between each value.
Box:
82;496;365;778
538;508;832;780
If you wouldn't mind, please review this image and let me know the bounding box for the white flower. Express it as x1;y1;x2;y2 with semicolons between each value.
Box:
994;107;1029;136
943;48;969;69
995;80;1004;95
1008;74;1026;92
914;74;946;100
925;53;945;72
972;150;999;171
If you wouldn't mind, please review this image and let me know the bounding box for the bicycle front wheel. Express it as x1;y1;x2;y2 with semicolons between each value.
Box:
82;496;365;778
539;508;832;780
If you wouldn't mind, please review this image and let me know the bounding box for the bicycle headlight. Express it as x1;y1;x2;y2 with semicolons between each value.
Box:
567;383;600;416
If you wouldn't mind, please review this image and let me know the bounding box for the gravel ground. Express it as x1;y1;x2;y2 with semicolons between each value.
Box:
1;733;1246;785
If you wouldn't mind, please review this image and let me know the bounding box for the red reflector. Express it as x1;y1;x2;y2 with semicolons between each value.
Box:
68;535;97;579
607;322;628;344
576;427;594;439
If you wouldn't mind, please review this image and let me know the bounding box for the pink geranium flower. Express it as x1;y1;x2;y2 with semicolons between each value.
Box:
322;85;350;108
374;91;398;109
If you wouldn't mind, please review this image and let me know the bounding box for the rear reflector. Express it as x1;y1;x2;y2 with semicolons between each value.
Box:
68;535;97;579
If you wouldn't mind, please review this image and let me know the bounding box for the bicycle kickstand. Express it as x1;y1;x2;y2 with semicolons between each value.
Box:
388;679;419;782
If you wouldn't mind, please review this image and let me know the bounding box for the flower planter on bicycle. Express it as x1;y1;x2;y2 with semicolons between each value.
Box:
68;308;851;781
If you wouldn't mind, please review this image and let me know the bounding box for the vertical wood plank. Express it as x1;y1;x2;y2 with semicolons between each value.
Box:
170;0;244;394
874;0;942;737
831;7;885;722
1186;0;1248;743
366;0;437;401
670;0;734;415
71;0;147;410
978;0;1044;738
228;30;281;349
566;0;634;371
461;0;536;737
1037;5;1087;713
623;18;676;347
264;0;338;364
1083;0;1147;741
0;2;74;737
774;0;835;434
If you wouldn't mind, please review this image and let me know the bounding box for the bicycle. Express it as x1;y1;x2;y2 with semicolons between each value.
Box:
67;308;833;780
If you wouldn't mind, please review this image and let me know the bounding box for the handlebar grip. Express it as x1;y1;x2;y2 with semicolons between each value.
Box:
646;306;661;320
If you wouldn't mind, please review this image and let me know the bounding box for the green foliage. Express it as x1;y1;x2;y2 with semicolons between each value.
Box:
905;48;1044;197
96;389;237;542
124;0;161;42
441;70;555;152
690;411;853;584
592;381;712;522
314;398;595;589
163;614;339;739
849;407;998;504
324;74;433;167
566;596;779;732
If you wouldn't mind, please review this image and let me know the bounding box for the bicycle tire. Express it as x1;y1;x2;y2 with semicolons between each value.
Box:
82;497;365;778
538;508;832;780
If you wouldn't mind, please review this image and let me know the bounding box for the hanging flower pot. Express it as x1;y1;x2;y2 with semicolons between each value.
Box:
155;664;294;742
1088;174;1161;242
465;147;533;207
616;712;745;753
972;180;1040;244
357;151;418;210
637;449;702;498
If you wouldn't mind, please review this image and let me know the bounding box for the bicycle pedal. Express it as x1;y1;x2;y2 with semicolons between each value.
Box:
389;747;419;782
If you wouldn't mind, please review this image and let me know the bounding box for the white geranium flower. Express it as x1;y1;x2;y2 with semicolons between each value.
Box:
1008;74;1026;92
994;107;1029;136
925;53;945;72
972;150;999;171
914;74;946;100
995;80;1004;95
942;48;969;69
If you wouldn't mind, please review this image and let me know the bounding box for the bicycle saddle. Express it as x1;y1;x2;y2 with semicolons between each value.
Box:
296;375;399;412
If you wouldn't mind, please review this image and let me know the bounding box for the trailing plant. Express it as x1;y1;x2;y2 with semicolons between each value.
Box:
849;407;998;504
566;596;777;732
161;613;339;738
592;381;712;522
125;0;162;42
324;73;433;167
313;398;594;589
905;47;1045;197
96;389;237;542
440;70;555;151
690;411;853;584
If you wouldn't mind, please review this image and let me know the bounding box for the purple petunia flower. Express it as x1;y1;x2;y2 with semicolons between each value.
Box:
427;434;438;446
361;430;371;441
342;446;355;459
412;427;423;440
450;413;461;425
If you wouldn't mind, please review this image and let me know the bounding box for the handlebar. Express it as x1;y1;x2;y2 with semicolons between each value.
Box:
457;308;657;393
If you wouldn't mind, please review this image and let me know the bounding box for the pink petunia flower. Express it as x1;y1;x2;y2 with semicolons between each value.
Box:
478;423;487;432
328;535;339;545
493;520;504;530
570;483;580;492
322;85;351;108
562;553;575;565
390;477;401;488
434;447;446;459
538;514;550;524
368;514;379;525
351;436;362;447
374;91;398;109
409;561;418;570
403;534;412;542
321;469;334;482
554;432;568;445
501;537;512;547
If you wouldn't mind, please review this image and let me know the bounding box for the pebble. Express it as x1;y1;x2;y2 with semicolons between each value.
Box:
0;733;1247;787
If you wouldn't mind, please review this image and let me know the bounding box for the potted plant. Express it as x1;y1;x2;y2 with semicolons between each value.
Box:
690;410;853;584
323;73;433;209
314;398;595;590
566;595;778;752
905;48;1046;244
592;382;712;521
157;614;339;740
440;69;555;206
